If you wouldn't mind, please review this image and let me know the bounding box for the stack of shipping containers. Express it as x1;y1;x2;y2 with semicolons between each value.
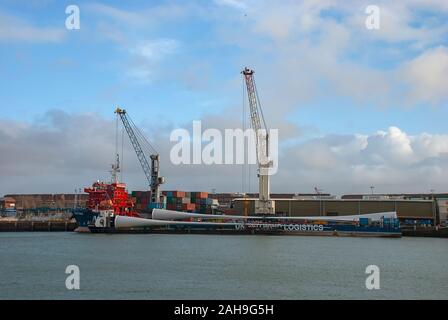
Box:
163;191;213;214
130;191;152;211
130;190;214;214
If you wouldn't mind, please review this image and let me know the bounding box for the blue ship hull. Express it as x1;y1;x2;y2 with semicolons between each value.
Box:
72;208;99;229
167;222;401;237
91;216;402;237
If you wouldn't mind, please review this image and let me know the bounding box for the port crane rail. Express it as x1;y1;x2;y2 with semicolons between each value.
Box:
115;107;164;204
242;68;275;215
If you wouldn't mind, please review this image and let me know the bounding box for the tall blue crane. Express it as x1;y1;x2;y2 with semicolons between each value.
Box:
115;107;164;204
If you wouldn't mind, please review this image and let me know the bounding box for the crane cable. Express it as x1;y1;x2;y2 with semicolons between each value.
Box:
115;113;119;160
121;125;124;182
126;113;158;155
129;117;157;154
117;111;159;185
253;76;268;131
133;122;157;155
242;76;246;195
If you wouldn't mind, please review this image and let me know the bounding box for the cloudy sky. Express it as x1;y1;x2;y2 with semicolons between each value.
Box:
0;0;447;196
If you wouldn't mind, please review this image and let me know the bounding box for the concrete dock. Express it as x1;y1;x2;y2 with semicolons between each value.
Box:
0;220;447;237
0;220;77;232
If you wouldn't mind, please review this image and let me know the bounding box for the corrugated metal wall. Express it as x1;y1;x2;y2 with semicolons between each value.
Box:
233;199;435;219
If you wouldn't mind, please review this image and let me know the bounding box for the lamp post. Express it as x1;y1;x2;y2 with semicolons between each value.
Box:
430;189;437;226
315;187;323;216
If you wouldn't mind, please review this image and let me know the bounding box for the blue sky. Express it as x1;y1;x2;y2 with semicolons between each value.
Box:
1;0;242;125
0;0;447;195
1;1;447;132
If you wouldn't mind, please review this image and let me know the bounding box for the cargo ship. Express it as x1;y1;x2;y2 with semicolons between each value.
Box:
73;98;401;237
72;180;139;232
87;209;401;237
72;182;401;237
72;155;140;232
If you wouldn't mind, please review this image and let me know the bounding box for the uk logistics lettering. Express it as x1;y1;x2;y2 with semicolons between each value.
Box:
282;224;324;232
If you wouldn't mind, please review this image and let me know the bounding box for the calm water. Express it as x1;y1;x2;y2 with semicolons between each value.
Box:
0;232;447;299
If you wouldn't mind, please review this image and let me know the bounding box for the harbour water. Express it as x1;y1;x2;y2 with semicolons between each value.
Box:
0;232;446;299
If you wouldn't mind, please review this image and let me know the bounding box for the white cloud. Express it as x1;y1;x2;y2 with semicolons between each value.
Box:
214;0;247;11
277;126;448;194
401;46;448;104
131;39;179;61
86;3;147;26
0;12;65;43
82;1;448;106
126;39;180;81
363;127;414;165
2;2;447;195
208;0;448;107
86;2;193;28
1;111;447;196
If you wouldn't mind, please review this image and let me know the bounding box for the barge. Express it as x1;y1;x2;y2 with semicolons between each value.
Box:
82;209;402;237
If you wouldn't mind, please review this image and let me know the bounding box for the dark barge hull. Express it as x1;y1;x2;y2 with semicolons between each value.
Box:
88;225;401;237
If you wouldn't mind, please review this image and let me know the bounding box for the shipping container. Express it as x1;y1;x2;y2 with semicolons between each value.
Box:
148;203;164;209
359;218;369;226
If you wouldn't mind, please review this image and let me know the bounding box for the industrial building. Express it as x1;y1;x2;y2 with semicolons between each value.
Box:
0;197;16;217
4;194;87;210
209;193;333;207
232;193;448;226
2;192;447;226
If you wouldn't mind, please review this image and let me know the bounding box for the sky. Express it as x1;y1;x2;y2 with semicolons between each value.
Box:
0;0;447;196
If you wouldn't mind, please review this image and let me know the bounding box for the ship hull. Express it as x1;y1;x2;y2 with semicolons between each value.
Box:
86;227;401;237
89;219;401;237
72;208;99;232
84;210;402;237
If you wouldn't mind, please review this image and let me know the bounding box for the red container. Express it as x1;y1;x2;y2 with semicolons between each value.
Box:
167;204;177;210
182;203;196;211
172;191;186;198
195;192;208;199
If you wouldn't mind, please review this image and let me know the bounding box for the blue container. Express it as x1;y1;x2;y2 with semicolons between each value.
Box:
3;208;17;217
148;203;165;209
359;218;369;226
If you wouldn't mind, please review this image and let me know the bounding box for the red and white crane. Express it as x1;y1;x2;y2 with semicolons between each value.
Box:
242;68;275;215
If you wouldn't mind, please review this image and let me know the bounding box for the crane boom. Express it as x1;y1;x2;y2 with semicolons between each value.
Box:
115;107;164;204
242;68;275;215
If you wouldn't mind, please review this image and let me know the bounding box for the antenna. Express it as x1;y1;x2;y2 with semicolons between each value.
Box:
110;153;120;184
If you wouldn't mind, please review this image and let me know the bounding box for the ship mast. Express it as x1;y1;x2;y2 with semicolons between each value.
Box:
110;153;120;184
